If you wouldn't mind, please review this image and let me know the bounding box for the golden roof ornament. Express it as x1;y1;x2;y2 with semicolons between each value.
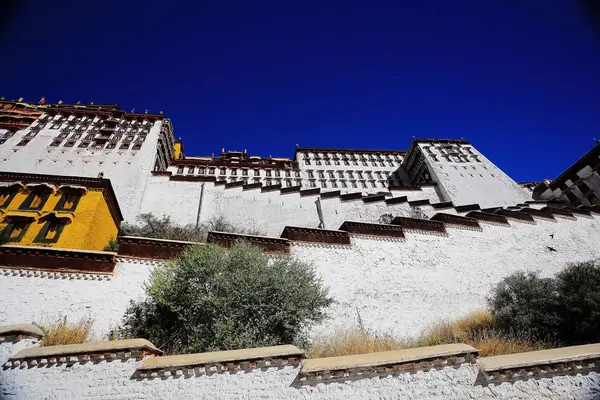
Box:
58;100;63;104
18;97;23;102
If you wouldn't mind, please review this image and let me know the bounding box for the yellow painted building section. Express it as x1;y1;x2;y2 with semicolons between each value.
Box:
0;187;118;251
173;141;184;160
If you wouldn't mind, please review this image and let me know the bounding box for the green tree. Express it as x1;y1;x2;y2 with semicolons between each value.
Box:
487;271;560;341
554;260;600;344
119;241;332;354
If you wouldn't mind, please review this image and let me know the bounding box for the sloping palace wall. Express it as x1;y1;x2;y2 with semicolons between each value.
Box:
2;206;599;341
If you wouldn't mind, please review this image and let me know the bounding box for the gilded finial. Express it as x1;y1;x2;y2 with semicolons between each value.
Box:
90;101;94;105
131;108;135;113
58;100;63;104
76;101;81;105
145;109;148;114
18;97;23;102
160;111;163;115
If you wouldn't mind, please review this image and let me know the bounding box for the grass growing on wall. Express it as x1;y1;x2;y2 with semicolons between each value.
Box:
37;317;94;346
307;311;549;358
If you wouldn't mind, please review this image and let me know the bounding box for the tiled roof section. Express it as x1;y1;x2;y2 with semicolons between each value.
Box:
242;182;262;190
0;172;123;224
118;236;199;260
320;190;341;199
454;204;481;213
563;206;593;217
465;211;510;225
339;221;405;239
385;196;408;205
281;226;351;245
0;245;116;274
300;188;320;197
494;209;535;223
280;185;302;194
137;345;303;376
518;208;556;221
408;199;430;207
261;184;282;193
224;180;244;189
6;339;160;368
477;344;600;386
431;201;454;209
339;192;363;201
0;324;44;340
207;231;290;253
541;207;575;218
362;194;386;203
430;213;481;229
299;344;478;382
391;216;447;234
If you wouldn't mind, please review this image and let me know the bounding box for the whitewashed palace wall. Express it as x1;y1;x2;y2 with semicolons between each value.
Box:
139;176;443;235
2;213;599;340
3;355;600;400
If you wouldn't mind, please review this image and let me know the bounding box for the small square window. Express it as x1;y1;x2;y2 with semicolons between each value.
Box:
0;191;17;209
132;143;142;150
231;168;237;176
331;181;338;188
50;140;61;147
325;160;331;165
285;171;291;177
19;191;50;211
295;171;300;177
34;219;67;244
220;168;226;175
17;139;30;146
286;180;292;187
341;181;347;188
309;181;316;188
64;141;76;148
54;193;81;212
254;170;260;177
177;166;184;174
199;167;206;175
242;169;248;176
315;160;322;165
1;218;32;242
351;181;357;188
209;168;215;175
305;159;311;165
318;171;325;178
328;172;335;178
343;160;349;166
119;143;130;149
266;179;272;186
361;182;368;188
188;166;195;174
352;161;358;166
321;181;327;188
275;170;281;177
78;141;90;148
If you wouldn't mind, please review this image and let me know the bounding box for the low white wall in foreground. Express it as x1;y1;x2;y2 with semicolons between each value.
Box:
1;354;599;399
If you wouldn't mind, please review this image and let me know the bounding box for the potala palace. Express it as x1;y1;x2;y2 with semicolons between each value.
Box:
1;99;600;399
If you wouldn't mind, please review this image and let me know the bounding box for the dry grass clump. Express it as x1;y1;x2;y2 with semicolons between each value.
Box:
308;311;550;358
37;317;94;346
307;329;408;358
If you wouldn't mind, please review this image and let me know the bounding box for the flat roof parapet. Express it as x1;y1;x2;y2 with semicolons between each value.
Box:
299;344;478;383
136;345;303;378
281;226;351;245
477;343;600;386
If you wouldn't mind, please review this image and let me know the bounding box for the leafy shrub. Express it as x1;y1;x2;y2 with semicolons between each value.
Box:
488;260;600;346
120;213;264;242
487;271;559;341
104;237;120;252
119;241;333;354
38;316;94;346
378;213;394;224
120;213;205;242
553;260;600;344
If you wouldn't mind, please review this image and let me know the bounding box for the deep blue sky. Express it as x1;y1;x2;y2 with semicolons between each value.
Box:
1;1;599;182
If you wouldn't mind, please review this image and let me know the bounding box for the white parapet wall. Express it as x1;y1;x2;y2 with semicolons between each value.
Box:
1;337;600;399
1;209;599;341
